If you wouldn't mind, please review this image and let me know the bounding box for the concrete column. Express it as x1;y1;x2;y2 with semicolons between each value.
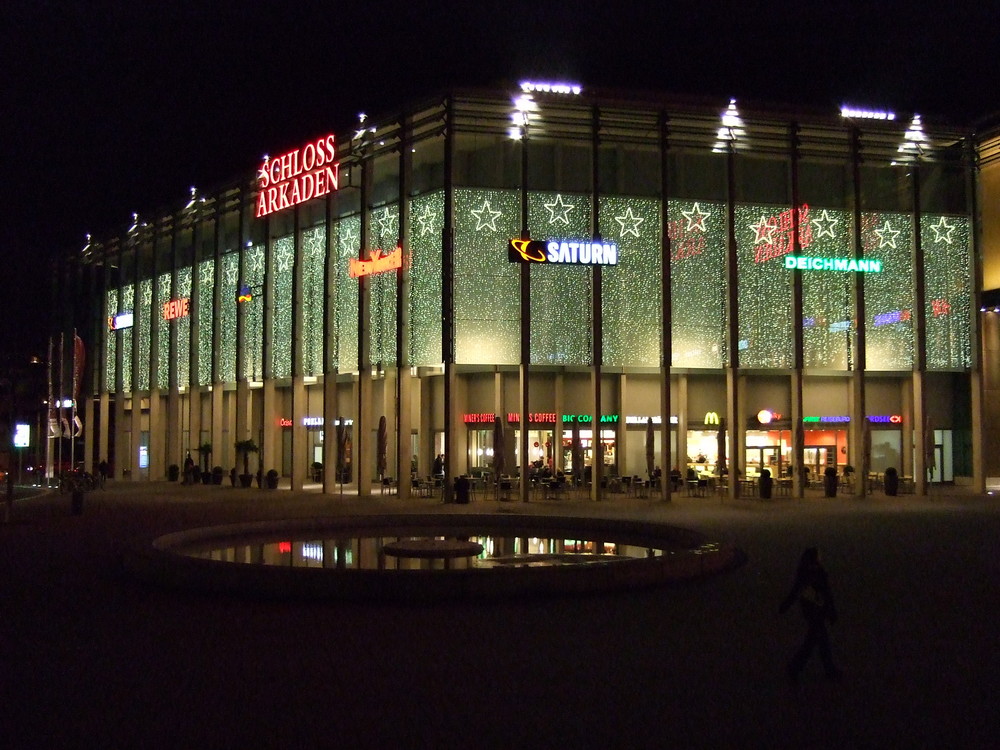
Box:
98;392;109;469
291;376;306;490
148;389;163;479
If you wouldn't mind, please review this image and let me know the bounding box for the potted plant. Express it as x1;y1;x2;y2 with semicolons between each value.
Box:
211;466;224;485
265;469;279;489
884;466;899;496
823;466;839;497
758;468;773;500
234;439;259;488
167;464;179;482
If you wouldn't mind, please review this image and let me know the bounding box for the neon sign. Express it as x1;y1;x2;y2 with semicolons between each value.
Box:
874;309;910;326
237;286;253;304
349;246;403;278
162;297;190;321
752;206;813;264
255;134;339;218
279;416;352;427
802;415;903;423
508;238;618;266
784;256;882;273
108;312;134;331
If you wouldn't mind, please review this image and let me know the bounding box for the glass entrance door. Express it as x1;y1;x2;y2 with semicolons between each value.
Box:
803;446;835;480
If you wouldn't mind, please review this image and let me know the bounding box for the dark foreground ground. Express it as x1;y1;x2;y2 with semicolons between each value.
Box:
1;482;998;748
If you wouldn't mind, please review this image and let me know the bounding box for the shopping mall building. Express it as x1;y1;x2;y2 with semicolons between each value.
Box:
51;82;996;500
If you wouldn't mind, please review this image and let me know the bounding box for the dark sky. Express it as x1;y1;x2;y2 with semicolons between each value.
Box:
4;0;999;356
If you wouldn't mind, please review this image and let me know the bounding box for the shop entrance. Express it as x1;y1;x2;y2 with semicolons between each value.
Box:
745;445;781;476
803;446;836;480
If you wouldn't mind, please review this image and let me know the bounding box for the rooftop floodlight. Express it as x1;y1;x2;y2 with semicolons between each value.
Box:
185;186;198;209
713;99;744;152
897;113;927;158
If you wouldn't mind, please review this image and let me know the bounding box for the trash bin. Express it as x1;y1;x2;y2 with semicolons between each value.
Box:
71;490;84;515
455;475;470;504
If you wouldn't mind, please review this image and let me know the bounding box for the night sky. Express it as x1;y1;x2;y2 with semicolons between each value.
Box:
5;0;999;358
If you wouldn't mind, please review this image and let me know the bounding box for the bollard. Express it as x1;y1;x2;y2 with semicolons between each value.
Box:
71;490;84;515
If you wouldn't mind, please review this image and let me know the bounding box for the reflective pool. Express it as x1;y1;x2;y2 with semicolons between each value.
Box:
178;533;678;571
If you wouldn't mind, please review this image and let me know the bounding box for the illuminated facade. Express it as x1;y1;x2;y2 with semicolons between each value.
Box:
57;86;985;499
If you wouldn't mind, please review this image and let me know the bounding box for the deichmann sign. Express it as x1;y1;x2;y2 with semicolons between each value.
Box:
256;135;339;218
784;255;882;272
509;238;618;266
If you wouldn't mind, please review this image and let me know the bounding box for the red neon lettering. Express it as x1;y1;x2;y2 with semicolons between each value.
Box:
256;135;340;218
349;246;403;278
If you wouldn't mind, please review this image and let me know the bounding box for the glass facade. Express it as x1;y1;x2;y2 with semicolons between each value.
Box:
65;89;978;492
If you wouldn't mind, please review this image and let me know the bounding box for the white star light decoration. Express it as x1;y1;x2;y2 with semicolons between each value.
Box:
275;245;294;273
874;220;901;249
614;206;645;237
750;215;777;244
415;205;439;237
199;261;214;289
339;225;359;251
811;209;839;239
681;202;710;232
223;263;239;286
929;216;955;245
376;208;398;239
544;194;575;225
471;199;502;232
249;251;265;278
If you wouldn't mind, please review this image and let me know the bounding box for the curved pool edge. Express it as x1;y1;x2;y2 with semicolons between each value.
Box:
123;513;746;602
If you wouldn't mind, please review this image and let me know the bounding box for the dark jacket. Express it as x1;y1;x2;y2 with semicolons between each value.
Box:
780;552;837;623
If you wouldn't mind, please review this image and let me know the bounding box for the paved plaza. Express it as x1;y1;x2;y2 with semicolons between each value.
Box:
1;482;998;748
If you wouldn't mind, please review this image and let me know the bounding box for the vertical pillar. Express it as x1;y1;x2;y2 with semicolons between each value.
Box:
98;393;109;469
725;145;741;499
554;371;564;473
322;182;340;495
517;106;531;504
790;122;807;499
590;104;603;502
968;140;986;492
677;375;688;477
911;166;928;496
397;116;413;500
660;111;673;501
441;101;456;503
849;128;868;498
357;140;374;498
290;205;306;490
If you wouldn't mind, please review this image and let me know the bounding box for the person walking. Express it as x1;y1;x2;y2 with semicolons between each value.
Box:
779;546;842;683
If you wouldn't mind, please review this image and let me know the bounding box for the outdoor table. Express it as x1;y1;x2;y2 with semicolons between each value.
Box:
776;478;792;497
740;479;758;498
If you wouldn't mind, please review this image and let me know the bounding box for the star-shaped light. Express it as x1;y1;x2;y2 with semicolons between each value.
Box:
750;215;778;245
614;206;645;237
681;202;710;232
874;220;901;249
200;263;215;289
248;249;265;279
544;194;575;225
415;205;439;237
471;199;502;232
223;263;239;286
339;225;359;251
275;246;294;273
140;284;152;307
375;208;398;240
811;209;839;239
928;216;955;245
